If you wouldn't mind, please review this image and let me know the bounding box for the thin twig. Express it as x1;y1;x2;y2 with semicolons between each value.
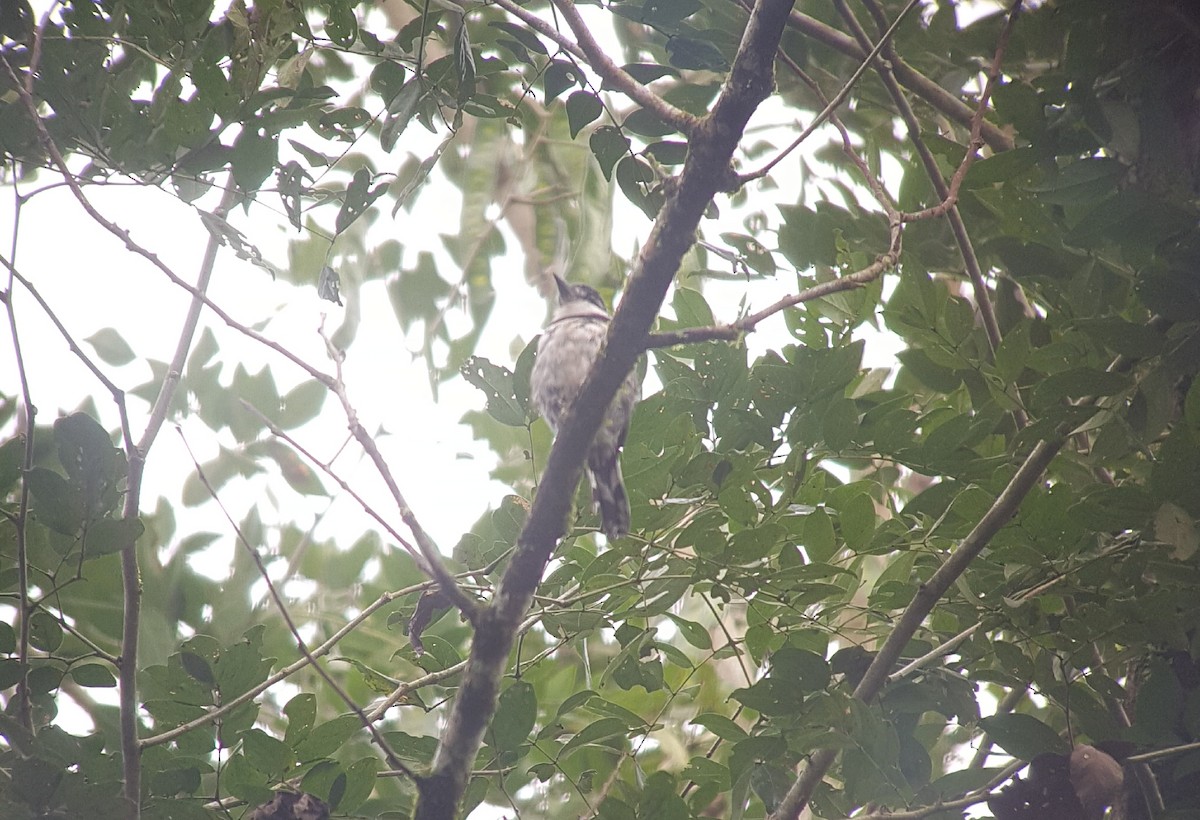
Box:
785;10;1013;152
645;227;900;349
739;0;923;184
319;326;478;622
0;255;134;450
547;0;697;136
3;185;35;731
239;400;421;561
852;759;1024;820
176;429;416;781
840;0;1027;431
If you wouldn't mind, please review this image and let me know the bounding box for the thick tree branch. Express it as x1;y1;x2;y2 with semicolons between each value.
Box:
414;2;797;817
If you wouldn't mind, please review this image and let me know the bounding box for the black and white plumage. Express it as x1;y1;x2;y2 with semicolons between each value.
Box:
530;275;640;539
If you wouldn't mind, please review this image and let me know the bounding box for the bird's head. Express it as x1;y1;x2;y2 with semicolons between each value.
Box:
551;274;609;320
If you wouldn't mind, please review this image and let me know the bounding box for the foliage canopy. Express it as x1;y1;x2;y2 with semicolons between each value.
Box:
2;0;1200;819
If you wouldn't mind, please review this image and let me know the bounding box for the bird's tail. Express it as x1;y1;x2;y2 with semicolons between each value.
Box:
587;449;630;540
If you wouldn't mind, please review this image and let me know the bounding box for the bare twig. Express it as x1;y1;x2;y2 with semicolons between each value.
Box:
645;225;900;349
1129;740;1200;764
0;256;134;450
239;401;422;561
119;183;239;815
2;189;35;731
319;328;477;622
785;10;1013;152
852;760;1024;820
739;0;923;184
176;429;415;780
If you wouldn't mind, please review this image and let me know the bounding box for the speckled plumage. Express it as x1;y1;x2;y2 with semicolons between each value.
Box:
530;276;640;539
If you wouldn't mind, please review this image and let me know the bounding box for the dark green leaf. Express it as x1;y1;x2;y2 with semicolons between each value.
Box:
544;59;583;102
979;713;1069;760
27;467;84;535
490;680;537;751
69;663;117;688
566;90;603;138
665;36;728;71
29;612;63;652
590;126;631;180
84;516;145;558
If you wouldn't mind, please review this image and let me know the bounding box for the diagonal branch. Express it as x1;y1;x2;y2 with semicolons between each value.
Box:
768;436;1064;820
413;2;798;817
548;0;698;136
785;10;1014;152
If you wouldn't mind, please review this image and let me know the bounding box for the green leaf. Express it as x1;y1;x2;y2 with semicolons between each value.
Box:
642;0;702;26
335;167;388;235
294;714;362;761
665;36;728;71
336;657;399;695
69;663;117;688
27;467;84;535
29;612;64;652
223;752;273;805
645;140;688;165
803;508;837;562
487;21;547;55
322;1;358;48
0;436;21;497
691;713;747;741
284;693;317;747
381;80;423;152
85;328;136;366
370;60;407;102
978;713;1069;760
566;90;603;138
590;126;631;180
666;613;712;649
241;728;293;779
560;717;628;758
490;680;537;751
230;128;278;194
461;356;526;426
339;756;382;812
84;516;145;557
180;652;215;686
544;59;583;102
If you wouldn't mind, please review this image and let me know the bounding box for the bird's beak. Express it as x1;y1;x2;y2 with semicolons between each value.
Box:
553;274;571;303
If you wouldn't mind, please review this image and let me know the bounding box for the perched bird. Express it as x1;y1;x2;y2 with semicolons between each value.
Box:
530;275;640;539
